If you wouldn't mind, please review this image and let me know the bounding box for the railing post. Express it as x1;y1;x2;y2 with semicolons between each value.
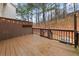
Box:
74;31;78;48
74;13;78;48
40;29;42;36
74;3;78;48
48;29;52;39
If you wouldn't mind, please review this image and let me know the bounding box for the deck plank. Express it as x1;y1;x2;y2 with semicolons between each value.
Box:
5;40;11;56
0;34;78;56
0;41;6;56
9;39;16;56
0;41;3;55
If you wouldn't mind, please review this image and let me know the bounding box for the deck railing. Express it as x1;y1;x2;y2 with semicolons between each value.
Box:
33;28;79;46
0;17;32;40
0;17;32;25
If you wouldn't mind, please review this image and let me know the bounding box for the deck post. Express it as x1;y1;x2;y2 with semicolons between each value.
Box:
48;29;52;39
74;3;78;48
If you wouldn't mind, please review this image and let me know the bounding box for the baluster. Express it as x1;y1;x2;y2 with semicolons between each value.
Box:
69;32;70;44
59;31;60;40
58;31;60;40
71;32;73;44
66;32;67;43
61;31;62;41
57;31;58;40
73;32;74;44
52;30;53;39
63;31;65;42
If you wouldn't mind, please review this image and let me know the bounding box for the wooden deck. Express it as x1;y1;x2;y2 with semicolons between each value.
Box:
0;34;78;56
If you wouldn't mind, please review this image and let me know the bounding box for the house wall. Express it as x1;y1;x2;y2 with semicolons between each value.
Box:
0;3;3;16
0;3;16;19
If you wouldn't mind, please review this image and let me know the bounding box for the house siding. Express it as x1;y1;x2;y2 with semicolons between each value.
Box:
0;3;16;19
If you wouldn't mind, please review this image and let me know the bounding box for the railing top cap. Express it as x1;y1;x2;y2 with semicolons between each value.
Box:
33;28;74;32
0;17;32;23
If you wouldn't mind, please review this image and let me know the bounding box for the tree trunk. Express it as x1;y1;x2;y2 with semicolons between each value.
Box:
51;10;52;21
63;3;67;18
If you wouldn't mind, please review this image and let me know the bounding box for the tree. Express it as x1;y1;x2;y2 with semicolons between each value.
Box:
16;4;26;20
63;3;67;18
39;3;47;28
16;3;35;21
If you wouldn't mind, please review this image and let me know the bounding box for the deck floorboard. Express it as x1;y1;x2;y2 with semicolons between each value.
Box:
0;34;78;56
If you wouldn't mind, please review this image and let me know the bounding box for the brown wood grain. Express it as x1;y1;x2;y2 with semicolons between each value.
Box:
0;34;78;56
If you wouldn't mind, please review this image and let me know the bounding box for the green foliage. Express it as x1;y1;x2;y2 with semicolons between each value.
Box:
16;3;68;22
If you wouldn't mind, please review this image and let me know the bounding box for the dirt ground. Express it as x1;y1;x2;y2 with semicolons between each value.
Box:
0;34;78;56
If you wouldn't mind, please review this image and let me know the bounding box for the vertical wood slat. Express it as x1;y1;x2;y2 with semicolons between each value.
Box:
62;31;65;42
58;31;59;40
66;32;67;43
71;32;74;44
52;30;53;39
70;32;72;44
73;32;74;44
61;31;62;41
59;31;60;40
57;31;58;40
65;32;66;42
69;32;70;44
64;31;65;42
70;32;74;44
